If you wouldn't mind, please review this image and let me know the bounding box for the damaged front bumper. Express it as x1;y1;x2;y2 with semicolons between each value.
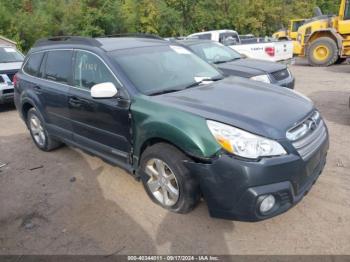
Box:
184;136;329;222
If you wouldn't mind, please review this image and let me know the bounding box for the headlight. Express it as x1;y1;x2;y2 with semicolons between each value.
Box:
250;74;271;83
207;120;287;159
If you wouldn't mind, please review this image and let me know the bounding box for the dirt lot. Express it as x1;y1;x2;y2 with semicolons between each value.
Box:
0;59;350;255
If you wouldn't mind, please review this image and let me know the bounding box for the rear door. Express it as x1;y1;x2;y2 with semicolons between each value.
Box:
39;50;73;139
68;50;131;163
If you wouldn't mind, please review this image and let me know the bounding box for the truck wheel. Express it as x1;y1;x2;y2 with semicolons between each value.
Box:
307;37;338;67
140;143;201;214
27;108;62;151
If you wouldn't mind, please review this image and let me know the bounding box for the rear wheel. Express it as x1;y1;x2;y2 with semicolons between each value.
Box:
307;37;338;67
140;143;201;214
27;108;62;151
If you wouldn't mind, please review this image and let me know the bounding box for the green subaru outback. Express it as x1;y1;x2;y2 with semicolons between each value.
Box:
15;36;329;221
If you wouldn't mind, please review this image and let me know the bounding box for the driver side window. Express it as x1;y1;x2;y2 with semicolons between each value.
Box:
73;51;117;90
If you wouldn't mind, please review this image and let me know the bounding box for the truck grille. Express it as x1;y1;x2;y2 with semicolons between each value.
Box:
270;69;290;81
287;111;327;160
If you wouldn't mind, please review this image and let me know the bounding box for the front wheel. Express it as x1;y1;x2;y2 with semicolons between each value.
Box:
140;143;201;214
307;37;338;67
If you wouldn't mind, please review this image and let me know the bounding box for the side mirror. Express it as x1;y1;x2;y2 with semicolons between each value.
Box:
91;82;118;99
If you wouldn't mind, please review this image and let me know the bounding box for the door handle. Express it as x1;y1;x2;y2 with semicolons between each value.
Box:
68;97;82;107
33;85;42;94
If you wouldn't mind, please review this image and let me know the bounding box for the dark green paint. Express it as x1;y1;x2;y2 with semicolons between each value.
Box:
131;95;221;167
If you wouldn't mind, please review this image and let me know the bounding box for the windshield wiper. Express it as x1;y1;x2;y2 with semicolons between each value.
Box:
213;57;241;64
149;76;224;96
149;89;182;96
183;76;224;89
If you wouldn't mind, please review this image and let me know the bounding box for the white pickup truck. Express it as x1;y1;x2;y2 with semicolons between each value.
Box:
188;30;293;63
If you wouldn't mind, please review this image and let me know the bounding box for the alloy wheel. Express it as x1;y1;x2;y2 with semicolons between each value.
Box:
145;158;179;207
29;114;46;147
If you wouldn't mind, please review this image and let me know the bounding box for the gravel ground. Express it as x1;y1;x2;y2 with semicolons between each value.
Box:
0;59;350;255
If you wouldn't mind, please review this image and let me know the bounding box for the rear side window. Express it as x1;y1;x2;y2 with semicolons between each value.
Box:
23;52;44;77
45;50;73;84
219;33;240;45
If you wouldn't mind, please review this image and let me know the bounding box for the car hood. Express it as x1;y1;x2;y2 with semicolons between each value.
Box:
152;77;314;140
217;58;286;78
0;62;22;72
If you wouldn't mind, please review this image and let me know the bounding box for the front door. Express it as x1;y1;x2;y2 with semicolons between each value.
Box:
68;50;131;164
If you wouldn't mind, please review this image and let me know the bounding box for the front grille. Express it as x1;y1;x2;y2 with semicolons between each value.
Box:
287;111;327;160
2;89;14;94
270;69;289;81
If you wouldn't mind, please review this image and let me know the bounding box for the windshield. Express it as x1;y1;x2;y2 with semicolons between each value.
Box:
0;47;24;63
110;45;222;95
189;42;242;64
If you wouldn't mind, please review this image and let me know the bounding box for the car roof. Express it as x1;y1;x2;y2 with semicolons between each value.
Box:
31;35;169;53
96;37;168;51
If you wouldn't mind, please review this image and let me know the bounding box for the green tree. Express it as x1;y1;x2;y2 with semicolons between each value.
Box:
0;0;344;52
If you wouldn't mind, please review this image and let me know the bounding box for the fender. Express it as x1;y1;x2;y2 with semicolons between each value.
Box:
306;29;343;53
20;88;48;121
131;96;221;168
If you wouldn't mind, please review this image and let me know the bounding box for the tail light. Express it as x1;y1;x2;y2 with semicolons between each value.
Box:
265;47;275;57
13;73;18;87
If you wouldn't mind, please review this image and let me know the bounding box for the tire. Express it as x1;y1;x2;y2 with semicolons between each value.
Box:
307;37;338;67
27;108;62;151
140;143;201;214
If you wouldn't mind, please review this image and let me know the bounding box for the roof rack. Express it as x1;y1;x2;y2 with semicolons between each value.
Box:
101;33;164;40
33;36;102;48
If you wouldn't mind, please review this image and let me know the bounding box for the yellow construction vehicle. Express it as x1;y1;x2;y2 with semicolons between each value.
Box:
273;19;306;54
273;19;306;41
295;0;350;66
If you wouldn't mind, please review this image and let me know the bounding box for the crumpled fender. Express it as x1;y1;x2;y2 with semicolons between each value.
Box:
131;96;221;167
